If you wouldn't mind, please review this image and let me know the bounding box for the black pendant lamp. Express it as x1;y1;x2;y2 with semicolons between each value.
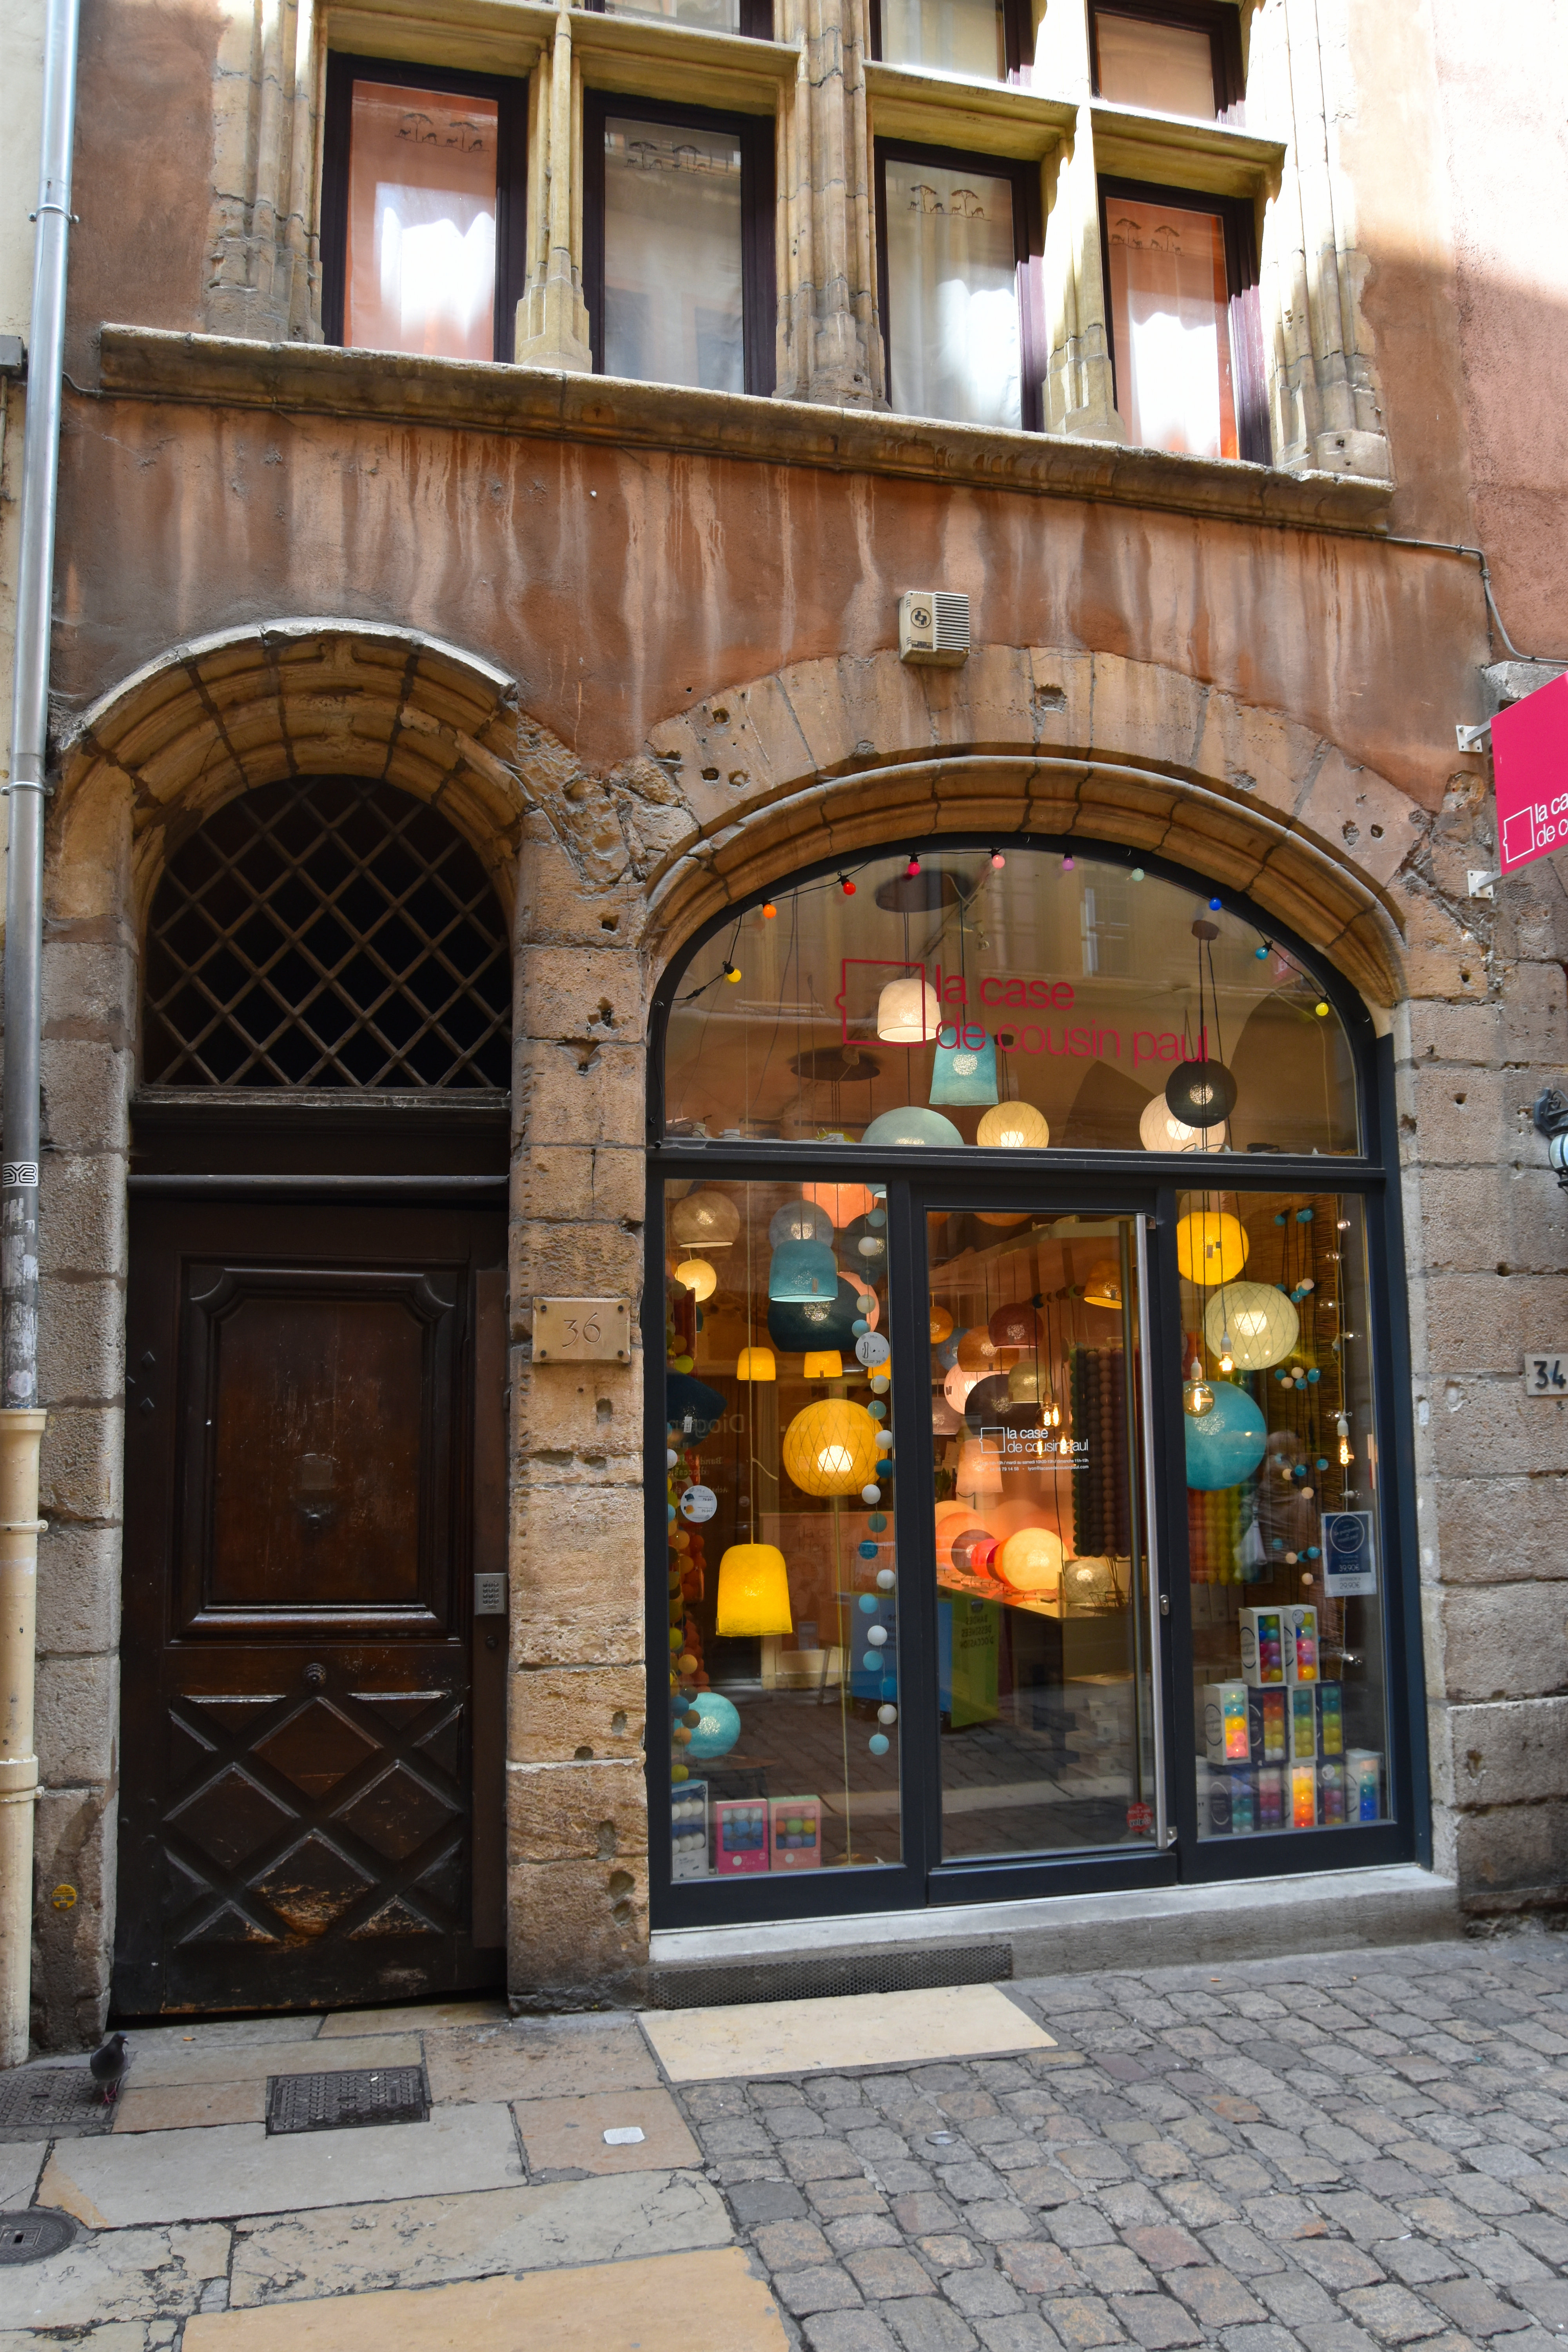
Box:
1165;916;1238;1131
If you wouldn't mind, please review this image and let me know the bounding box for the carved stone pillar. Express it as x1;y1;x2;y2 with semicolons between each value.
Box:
203;0;319;342
776;0;881;407
515;9;595;374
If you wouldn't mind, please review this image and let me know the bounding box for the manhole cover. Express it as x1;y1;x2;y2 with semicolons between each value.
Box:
0;2209;78;2264
266;2065;430;2136
0;2068;114;2140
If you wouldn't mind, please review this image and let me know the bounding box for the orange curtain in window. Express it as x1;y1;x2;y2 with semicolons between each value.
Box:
345;82;498;362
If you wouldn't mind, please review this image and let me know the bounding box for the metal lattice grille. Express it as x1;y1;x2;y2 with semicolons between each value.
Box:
144;779;511;1088
266;2065;431;2134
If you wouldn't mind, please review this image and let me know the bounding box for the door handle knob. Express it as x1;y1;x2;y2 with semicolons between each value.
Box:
303;1662;327;1687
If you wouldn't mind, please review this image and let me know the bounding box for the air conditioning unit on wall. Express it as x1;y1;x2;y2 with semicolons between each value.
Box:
898;590;970;668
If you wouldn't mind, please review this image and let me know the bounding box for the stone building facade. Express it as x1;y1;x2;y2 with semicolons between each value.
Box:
11;0;1568;2042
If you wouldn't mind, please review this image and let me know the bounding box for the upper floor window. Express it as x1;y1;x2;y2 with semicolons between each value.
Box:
585;98;776;395
321;55;526;363
586;0;774;33
870;0;1025;83
1090;2;1244;122
877;145;1041;429
1101;178;1266;461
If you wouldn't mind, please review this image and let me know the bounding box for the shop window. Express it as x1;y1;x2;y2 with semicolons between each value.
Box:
877;145;1042;430
1182;1189;1388;1842
1090;2;1245;121
584;0;775;33
1100;178;1267;463
661;848;1359;1154
584;99;776;396
320;55;527;363
869;0;1027;85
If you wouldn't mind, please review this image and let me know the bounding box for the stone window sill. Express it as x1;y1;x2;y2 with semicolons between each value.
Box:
95;324;1396;534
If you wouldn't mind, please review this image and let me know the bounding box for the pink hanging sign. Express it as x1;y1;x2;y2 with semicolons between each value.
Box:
1492;671;1568;876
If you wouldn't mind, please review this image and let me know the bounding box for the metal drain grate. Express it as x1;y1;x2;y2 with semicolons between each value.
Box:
0;2210;77;2265
0;2067;115;2141
266;2064;430;2136
650;1940;1012;2010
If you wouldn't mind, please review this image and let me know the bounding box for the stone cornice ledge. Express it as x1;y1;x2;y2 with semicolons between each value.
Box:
96;325;1396;535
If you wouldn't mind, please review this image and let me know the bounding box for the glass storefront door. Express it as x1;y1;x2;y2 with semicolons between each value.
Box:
648;840;1419;1926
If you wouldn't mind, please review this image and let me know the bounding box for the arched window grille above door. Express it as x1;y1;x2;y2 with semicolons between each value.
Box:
143;778;511;1089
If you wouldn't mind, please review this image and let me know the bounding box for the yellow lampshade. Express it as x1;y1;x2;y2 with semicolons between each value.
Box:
804;1349;844;1378
929;1305;955;1344
801;1181;876;1226
1138;1095;1227;1153
977;1212;1029;1228
737;1345;777;1381
957;1327;1003;1373
1175;1210;1249;1285
977;1101;1051;1149
876;976;940;1043
675;1256;718;1301
782;1398;882;1496
996;1526;1064;1594
670;1189;741;1248
1203;1281;1298;1370
715;1544;793;1636
1083;1259;1123;1310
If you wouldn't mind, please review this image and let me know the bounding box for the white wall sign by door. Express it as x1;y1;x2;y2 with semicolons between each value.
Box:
1524;1351;1568;1397
1321;1510;1377;1597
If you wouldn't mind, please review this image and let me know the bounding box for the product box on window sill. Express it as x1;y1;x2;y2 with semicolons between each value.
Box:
672;1779;710;1879
1200;1748;1380;1834
714;1797;769;1873
1239;1605;1319;1687
769;1795;822;1870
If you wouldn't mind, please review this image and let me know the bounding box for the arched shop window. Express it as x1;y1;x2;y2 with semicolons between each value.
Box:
650;844;1416;1924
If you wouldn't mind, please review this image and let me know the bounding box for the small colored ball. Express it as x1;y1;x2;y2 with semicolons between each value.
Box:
861;1484;881;1504
867;1625;888;1647
858;1593;878;1615
858;1540;878;1559
869;1514;888;1532
869;1733;891;1757
877;1703;898;1725
876;1568;896;1591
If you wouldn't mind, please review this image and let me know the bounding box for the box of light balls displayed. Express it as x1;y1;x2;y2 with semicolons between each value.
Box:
1201;1667;1379;1834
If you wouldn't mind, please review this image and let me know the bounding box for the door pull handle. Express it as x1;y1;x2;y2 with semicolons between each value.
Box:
1159;1593;1170;1616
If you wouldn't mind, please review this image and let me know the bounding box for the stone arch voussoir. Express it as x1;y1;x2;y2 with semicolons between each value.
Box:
635;647;1415;1007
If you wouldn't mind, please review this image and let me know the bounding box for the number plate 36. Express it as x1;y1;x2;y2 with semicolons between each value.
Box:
533;1298;633;1363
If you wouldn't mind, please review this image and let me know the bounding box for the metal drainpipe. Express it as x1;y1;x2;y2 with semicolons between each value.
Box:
0;0;82;2068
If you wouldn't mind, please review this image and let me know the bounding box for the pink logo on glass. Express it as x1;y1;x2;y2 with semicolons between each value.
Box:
1492;671;1568;876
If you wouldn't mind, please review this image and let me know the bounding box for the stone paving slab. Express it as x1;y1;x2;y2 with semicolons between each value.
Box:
113;2081;267;2134
0;2140;46;2203
643;1986;1054;2083
317;2000;508;2038
191;2244;785;2349
0;2218;229;2329
226;2169;733;2305
126;2031;420;2089
512;2085;701;2174
425;2014;660;2105
40;2098;521;2227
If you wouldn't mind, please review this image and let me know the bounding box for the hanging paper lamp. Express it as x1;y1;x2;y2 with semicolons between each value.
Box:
670;1189;741;1249
768;1275;862;1354
942;1362;978;1412
930;1027;1000;1106
996;1525;1063;1594
1175;1209;1249;1285
769;1200;835;1248
956;1437;1004;1498
666;1372;727;1437
876;975;940;1043
988;1301;1041;1351
768;1237;839;1301
957;1327;1006;1374
1165;1059;1238;1129
929;1305;954;1344
976;1211;1029;1228
1083;1260;1123;1311
931;1393;962;1436
803;1349;844;1379
963;1372;1013;1432
861;1105;964;1148
685;1690;743;1760
1138;1094;1227;1153
800;1181;876;1227
736;1345;777;1381
715;1544;793;1636
1203;1281;1299;1371
675;1256;718;1301
782;1397;882;1496
977;1101;1051;1149
1007;1360;1041;1403
951;1525;998;1575
1184;1379;1267;1490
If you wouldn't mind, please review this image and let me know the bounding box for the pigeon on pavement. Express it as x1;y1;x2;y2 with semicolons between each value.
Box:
88;2032;129;2103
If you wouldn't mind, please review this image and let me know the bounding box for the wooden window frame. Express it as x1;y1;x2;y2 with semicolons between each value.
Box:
320;52;528;361
1089;0;1247;123
1098;172;1268;465
874;137;1045;434
583;0;775;37
867;0;1035;85
583;93;778;398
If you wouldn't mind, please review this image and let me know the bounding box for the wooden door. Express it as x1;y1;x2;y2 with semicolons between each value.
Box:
115;1198;507;2015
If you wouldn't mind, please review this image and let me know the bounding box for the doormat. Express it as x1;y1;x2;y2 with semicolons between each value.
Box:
0;2066;116;2140
266;2063;430;2136
0;2209;77;2264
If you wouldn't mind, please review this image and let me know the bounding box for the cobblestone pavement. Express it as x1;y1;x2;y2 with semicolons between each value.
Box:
677;1935;1568;2352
